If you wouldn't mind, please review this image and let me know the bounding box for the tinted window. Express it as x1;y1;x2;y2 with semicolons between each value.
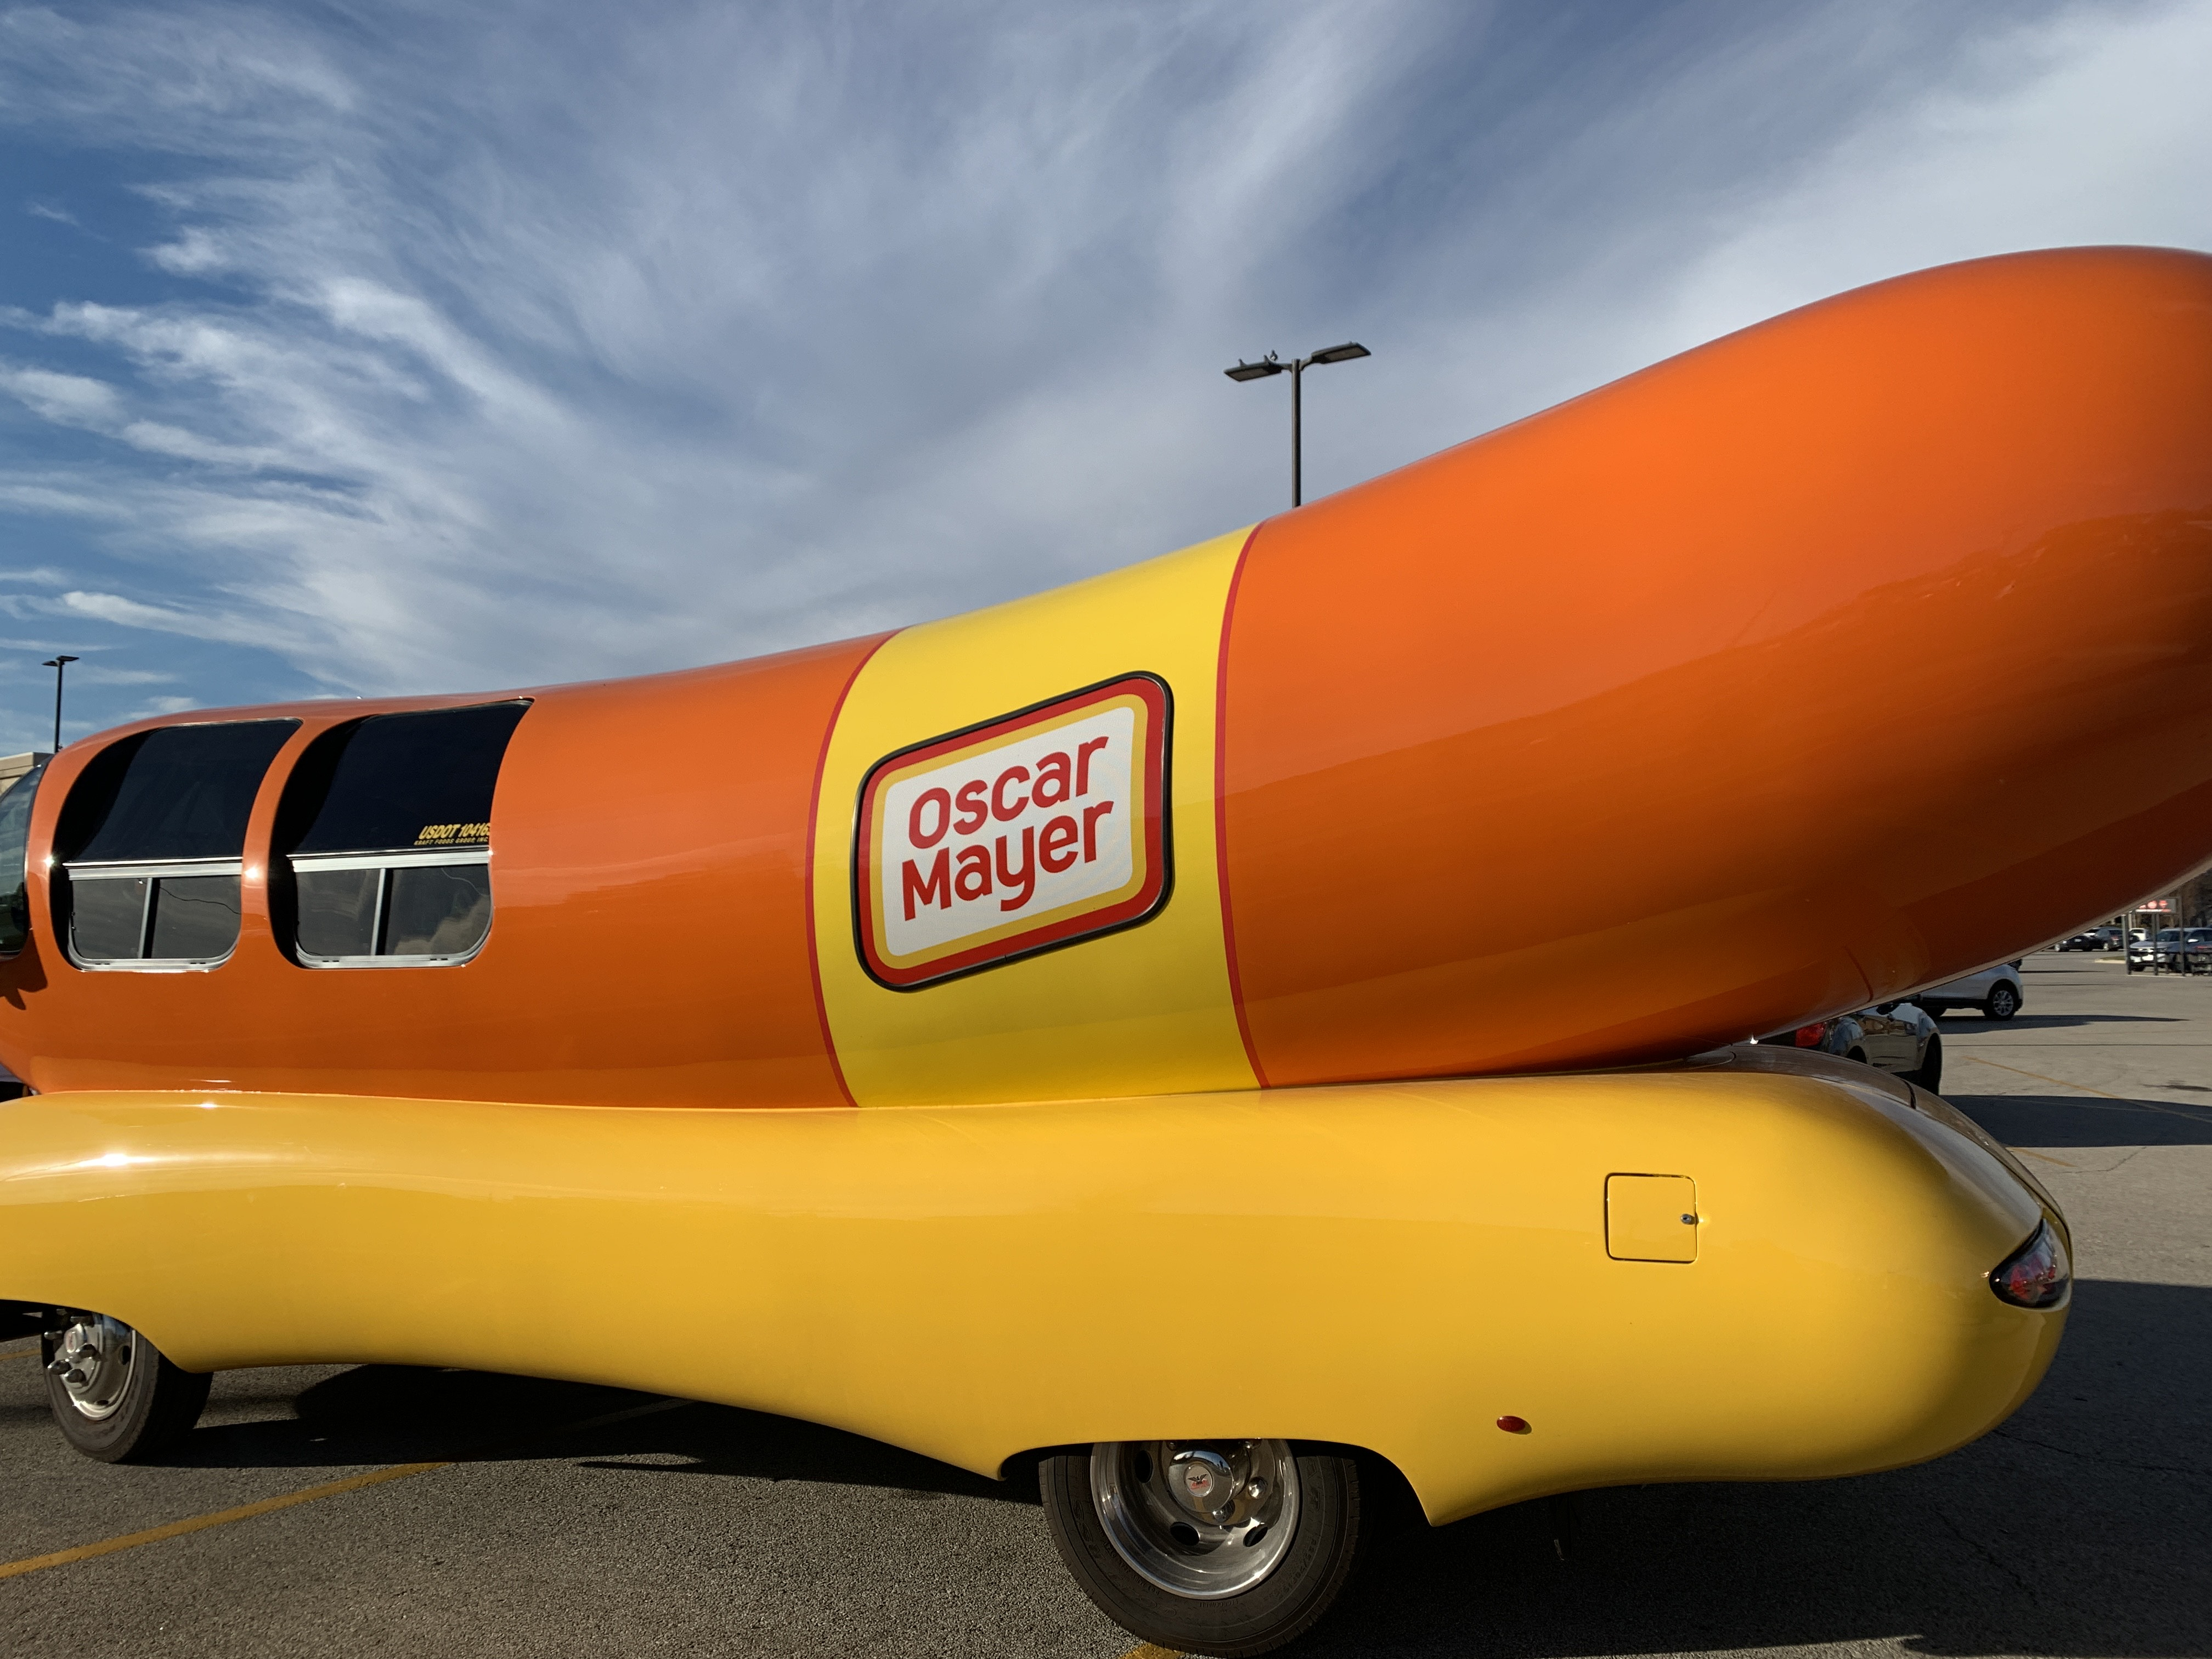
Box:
290;702;526;856
149;875;243;959
0;759;47;954
71;874;148;961
296;866;379;958
59;720;298;968
385;864;493;956
276;701;526;967
61;721;299;864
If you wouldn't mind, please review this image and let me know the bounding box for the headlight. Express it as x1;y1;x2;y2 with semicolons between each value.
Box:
1989;1219;2070;1309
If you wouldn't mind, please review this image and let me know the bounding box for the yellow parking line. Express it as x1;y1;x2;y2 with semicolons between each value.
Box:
1118;1647;1183;1658
0;1395;692;1582
0;1462;447;1580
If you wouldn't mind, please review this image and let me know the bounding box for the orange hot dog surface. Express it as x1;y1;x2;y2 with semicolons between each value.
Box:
1219;244;2212;1083
1;246;2207;1107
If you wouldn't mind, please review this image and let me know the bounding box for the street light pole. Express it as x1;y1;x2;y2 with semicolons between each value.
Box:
41;655;77;752
1226;341;1370;508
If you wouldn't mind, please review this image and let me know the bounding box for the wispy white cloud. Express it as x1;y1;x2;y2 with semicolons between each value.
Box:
54;588;306;653
66;663;175;685
0;364;123;425
0;0;2202;719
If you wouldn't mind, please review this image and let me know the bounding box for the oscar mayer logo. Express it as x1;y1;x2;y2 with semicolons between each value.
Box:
853;674;1171;989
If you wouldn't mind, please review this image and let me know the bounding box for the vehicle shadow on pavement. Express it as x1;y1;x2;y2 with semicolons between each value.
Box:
1929;1011;2184;1030
145;1278;2208;1657
165;1362;1021;1504
1953;1092;2212;1147
1309;1277;2209;1658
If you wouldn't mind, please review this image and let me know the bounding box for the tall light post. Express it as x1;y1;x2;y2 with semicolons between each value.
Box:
1225;341;1370;507
41;655;77;752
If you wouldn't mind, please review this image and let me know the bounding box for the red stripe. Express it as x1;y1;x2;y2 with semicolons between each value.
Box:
1214;525;1269;1088
804;630;898;1109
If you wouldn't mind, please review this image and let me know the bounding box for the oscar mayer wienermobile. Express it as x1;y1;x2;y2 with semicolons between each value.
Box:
3;247;2208;1654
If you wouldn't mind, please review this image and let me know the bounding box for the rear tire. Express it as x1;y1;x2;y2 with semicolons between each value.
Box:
1983;983;2021;1020
42;1313;210;1463
1041;1442;1363;1657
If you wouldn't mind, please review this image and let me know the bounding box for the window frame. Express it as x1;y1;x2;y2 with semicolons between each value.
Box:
288;845;494;969
61;855;248;972
51;715;301;973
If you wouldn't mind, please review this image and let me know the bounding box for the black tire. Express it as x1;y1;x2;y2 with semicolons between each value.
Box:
1041;1443;1364;1657
1911;1035;1943;1094
1846;1048;1868;1067
42;1314;211;1463
1983;983;2021;1021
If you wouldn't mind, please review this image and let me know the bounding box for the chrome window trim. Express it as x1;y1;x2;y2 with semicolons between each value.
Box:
65;858;246;883
295;948;488;970
289;848;489;874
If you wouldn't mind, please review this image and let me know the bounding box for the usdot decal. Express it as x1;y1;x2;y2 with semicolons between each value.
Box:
854;674;1171;988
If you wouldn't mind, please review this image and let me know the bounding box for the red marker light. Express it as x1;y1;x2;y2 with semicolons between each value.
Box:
1495;1415;1531;1434
1989;1220;2070;1308
1793;1022;1828;1048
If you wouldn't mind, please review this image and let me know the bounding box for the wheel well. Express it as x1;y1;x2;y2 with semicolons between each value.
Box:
995;1442;1431;1529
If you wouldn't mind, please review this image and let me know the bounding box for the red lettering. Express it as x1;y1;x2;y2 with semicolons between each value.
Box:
908;787;951;849
995;828;1037;911
992;765;1030;822
1039;814;1078;873
1082;800;1115;861
1076;736;1110;795
953;779;989;835
954;844;994;901
1033;751;1072;806
900;849;951;919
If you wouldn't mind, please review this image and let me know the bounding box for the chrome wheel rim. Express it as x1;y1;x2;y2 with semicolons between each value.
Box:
1090;1439;1300;1599
48;1315;135;1421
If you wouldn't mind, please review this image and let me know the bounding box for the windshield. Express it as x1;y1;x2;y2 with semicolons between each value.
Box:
0;759;48;954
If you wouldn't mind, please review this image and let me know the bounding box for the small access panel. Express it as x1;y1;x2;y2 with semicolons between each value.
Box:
1606;1173;1699;1262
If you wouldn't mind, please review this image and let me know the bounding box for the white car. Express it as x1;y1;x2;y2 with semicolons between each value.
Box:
1912;961;2025;1020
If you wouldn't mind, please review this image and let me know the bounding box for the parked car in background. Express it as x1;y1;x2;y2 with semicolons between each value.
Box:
2054;931;2105;951
1913;961;2025;1020
1757;1000;1944;1091
2133;926;2212;971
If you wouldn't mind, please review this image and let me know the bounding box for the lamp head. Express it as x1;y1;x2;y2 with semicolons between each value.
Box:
1225;356;1286;382
1307;342;1370;366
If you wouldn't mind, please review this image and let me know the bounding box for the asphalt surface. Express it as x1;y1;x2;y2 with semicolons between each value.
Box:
2;951;2206;1657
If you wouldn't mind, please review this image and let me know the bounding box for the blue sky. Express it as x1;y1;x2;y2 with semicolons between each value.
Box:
1;0;2208;752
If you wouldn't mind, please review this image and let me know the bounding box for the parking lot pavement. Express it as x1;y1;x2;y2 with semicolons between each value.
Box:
3;947;2205;1658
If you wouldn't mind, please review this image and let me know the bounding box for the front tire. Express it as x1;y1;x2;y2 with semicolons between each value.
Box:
1984;983;2021;1020
1042;1441;1363;1657
42;1313;211;1462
